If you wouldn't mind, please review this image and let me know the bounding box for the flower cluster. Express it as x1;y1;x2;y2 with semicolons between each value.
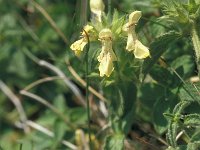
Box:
70;0;150;77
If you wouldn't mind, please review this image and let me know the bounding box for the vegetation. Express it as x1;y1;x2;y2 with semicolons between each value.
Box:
0;0;200;149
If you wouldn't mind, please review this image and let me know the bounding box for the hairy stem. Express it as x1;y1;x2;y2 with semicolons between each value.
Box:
191;22;200;76
108;0;112;20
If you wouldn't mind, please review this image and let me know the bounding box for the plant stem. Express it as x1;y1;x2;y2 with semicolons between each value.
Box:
108;0;112;20
26;120;77;149
0;80;29;133
20;90;76;129
191;22;200;77
84;30;92;149
31;0;69;44
66;60;107;102
80;0;88;26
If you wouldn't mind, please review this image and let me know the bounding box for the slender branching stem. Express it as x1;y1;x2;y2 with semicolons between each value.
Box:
0;80;29;133
20;90;76;129
23;49;86;106
26;120;77;150
66;60;107;102
31;0;69;44
23;76;62;91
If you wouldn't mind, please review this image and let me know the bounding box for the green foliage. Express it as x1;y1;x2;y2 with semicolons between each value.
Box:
0;0;200;150
179;82;200;103
103;134;124;150
142;31;181;76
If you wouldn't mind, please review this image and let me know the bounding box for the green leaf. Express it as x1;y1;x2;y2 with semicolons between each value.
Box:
189;0;196;5
171;55;195;78
191;129;200;142
104;134;124;150
117;82;137;134
8;50;29;78
87;42;100;72
173;101;190;115
153;90;178;134
166;101;193;147
187;142;200;150
142;31;181;75
179;82;200;104
111;10;125;36
69;107;87;125
183;114;200;126
53;94;66;113
149;65;175;88
139;83;164;108
52;119;66;149
17;140;33;150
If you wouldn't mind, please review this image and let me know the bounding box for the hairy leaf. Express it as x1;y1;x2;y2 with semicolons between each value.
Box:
142;31;181;76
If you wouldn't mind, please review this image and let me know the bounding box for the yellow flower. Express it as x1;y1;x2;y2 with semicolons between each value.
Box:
98;29;117;77
90;0;105;22
123;11;150;59
70;25;94;56
70;38;87;56
128;11;142;25
81;25;94;36
134;40;150;59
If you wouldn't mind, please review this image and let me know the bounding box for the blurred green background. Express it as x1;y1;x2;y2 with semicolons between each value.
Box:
0;0;199;150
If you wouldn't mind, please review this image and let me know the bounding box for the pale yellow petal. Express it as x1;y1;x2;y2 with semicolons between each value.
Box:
129;11;142;24
126;32;136;51
98;51;114;77
82;25;94;36
97;48;117;77
90;0;104;13
84;25;93;32
90;0;104;22
123;11;140;52
98;28;116;77
99;28;112;40
122;23;129;32
134;40;150;59
70;38;87;56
